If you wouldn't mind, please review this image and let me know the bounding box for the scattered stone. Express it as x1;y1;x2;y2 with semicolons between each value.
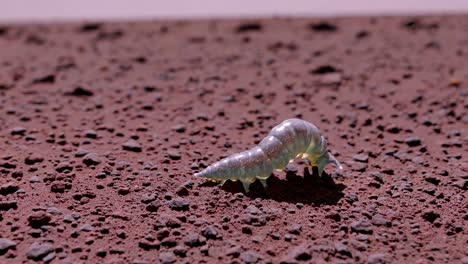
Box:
351;219;373;234
240;250;263;264
175;185;189;196
173;246;187;257
30;175;42;183
46;207;62;215
371;214;390;226
27;211;52;228
75;148;89;158
201;225;218;239
423;174;440;185
84;130;97;139
65;86;94;96
353;154;369;163
184;233;205;247
167;150;181;160
422;209;440;223
452;180;467;190
0;182;19;195
287;224;302;235
55;162;73;173
138;239;160;250
79;224;94;232
226;246;242;257
367;253;387;264
405;136;422;147
159;252;176;264
0;238;16;255
172;124;186;133
0;200;18;211
10;127;26;136
287;244;312;261
25;154;44;165
334;242;352;258
26;243;54;260
166;198;189;211
122;139;142;152
51;181;72;193
83;153;101;166
140;193;157;204
369;172;384;183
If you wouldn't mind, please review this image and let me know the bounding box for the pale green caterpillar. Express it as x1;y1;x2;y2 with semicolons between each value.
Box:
194;118;342;192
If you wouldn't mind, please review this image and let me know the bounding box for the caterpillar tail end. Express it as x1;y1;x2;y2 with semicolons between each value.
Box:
194;169;211;179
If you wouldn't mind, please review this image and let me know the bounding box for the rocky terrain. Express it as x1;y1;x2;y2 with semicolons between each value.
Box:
0;15;467;263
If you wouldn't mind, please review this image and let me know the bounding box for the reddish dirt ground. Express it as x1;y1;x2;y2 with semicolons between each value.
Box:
0;15;467;264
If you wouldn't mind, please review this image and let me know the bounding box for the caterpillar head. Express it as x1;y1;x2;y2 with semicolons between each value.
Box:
316;151;343;177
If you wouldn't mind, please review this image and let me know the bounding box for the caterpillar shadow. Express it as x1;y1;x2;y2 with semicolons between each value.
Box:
208;167;346;205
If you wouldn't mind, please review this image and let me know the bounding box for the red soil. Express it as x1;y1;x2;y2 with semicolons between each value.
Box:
0;15;467;263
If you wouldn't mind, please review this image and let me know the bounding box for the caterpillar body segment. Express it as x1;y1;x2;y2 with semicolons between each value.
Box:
194;119;342;192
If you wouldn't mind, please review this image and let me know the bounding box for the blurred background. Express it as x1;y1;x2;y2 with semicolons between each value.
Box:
2;0;468;23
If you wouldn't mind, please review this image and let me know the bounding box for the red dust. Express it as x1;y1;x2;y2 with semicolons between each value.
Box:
0;15;467;263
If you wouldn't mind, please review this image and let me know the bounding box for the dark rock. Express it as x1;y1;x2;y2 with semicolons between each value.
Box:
10;127;26;136
65;86;94;96
140;193;157;204
309;22;338;32
50;181;72;193
84;130;97;139
156;228;170;240
184;233;205;247
452;180;467;190
75;148;89;158
334;242;352;258
310;65;337;75
289;244;312;261
201;225;218;239
405;136;422;147
122;139;142;152
369;172;384;184
423;174;440;185
167;198;189;211
138;240;160;250
25;154;44;165
287;224;302;235
173;246;187;257
83;153;101;166
167;150;181;160
27;211;52;228
236;23;262;33
421;209;440;223
226;246;242;257
172;124;186;133
0;182;19;195
0;200;18;211
175;185;189;196
55;162;73;173
33;74;55;84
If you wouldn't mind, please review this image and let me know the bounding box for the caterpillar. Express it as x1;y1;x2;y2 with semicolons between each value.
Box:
194;118;342;192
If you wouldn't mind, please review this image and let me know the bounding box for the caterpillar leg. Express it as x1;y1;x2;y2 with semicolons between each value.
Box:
240;178;256;192
257;176;268;188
